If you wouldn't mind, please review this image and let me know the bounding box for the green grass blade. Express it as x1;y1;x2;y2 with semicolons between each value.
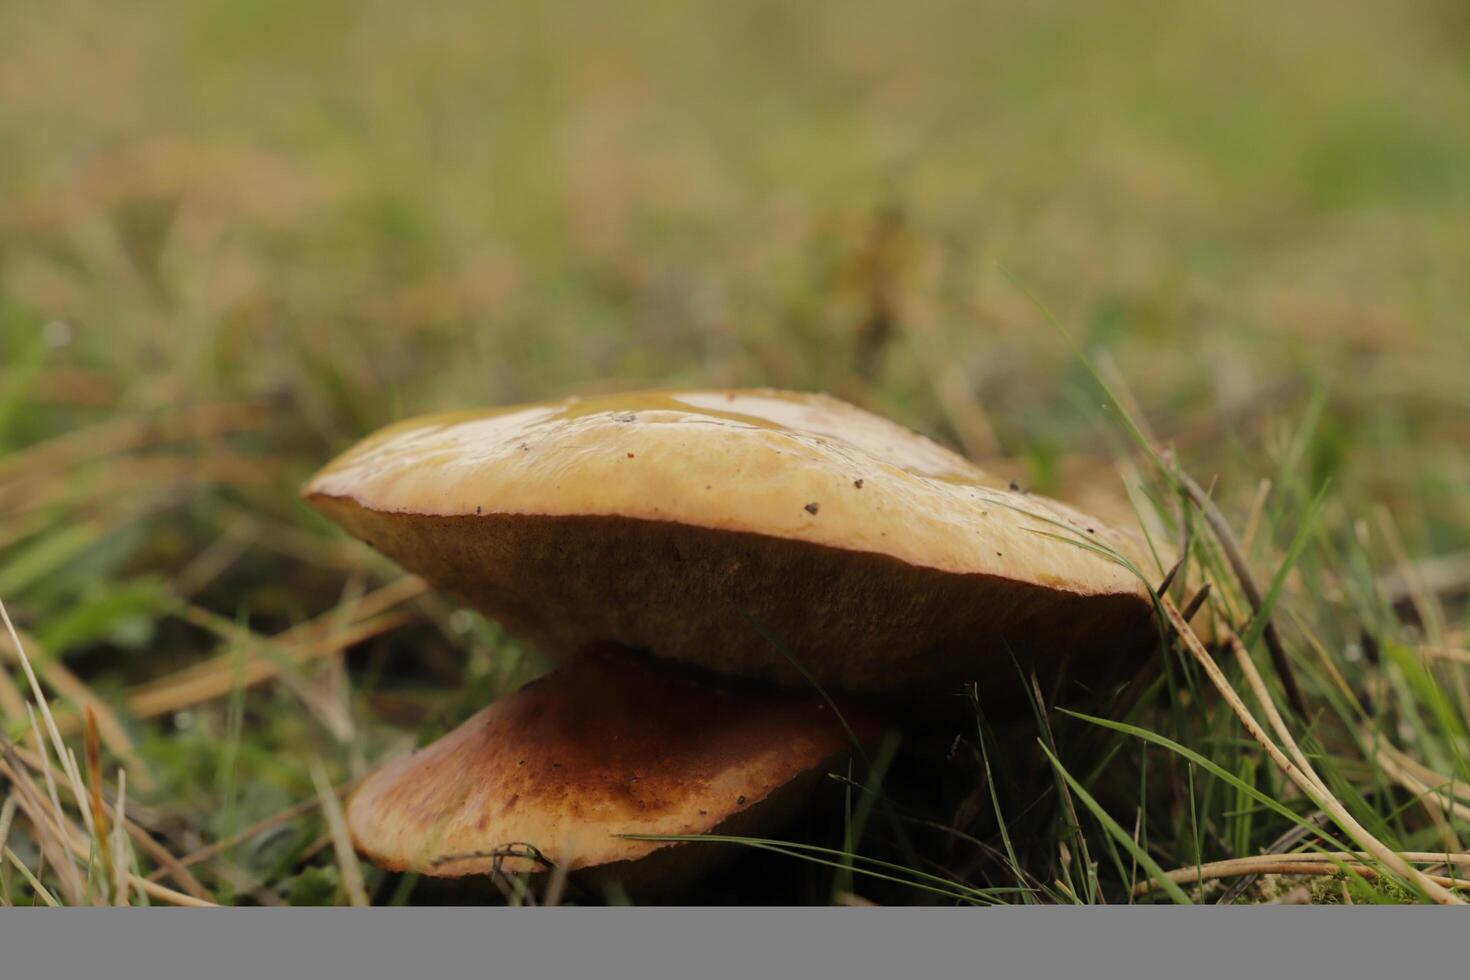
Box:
1036;741;1192;904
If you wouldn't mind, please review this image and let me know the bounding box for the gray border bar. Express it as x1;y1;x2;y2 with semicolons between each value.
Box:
1;907;1464;979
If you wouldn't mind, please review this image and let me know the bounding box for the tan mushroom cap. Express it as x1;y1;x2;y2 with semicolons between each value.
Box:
346;645;878;884
306;388;1165;696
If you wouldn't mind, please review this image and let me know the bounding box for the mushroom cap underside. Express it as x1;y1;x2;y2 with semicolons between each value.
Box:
307;389;1164;694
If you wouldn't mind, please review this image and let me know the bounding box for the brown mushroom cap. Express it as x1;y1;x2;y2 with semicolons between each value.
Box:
305;388;1164;696
346;645;878;885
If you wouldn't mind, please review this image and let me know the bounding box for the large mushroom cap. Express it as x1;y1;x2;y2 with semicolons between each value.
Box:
346;646;877;884
306;388;1163;696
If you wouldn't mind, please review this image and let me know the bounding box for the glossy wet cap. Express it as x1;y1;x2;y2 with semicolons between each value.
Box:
305;388;1164;696
346;646;879;884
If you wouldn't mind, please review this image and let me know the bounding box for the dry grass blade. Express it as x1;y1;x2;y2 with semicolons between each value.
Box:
1135;853;1470;897
5;740;214;900
1419;646;1470;666
1372;740;1470;804
0;792;15;848
0;792;16;904
1160;596;1463;904
0;748;85;905
1173;467;1308;719
83;708;116;904
898;294;1001;459
2;602;77;790
1289;615;1365;719
2;600;191;904
1240;477;1273;556
1155;557;1185;599
125;611;409;723
310;758;368;907
171;512;260;599
1224;633;1321;789
3;600;97;851
1;454;282;517
1180;582;1212;624
1;754;217;907
150;790;338;877
1216;811;1328;905
1228;628;1465;904
1029;673;1101;903
0;401;272;484
294;831;334;869
1379;549;1470;620
542;847;572;907
0;665;26;723
130;874;218;907
1375;509;1470;724
0;630;150;789
34;581;420;742
19;710;86;903
1371;743;1470;822
1377;506;1448;641
113;769;129;906
105;576;425;725
5;846;60;907
125;821;213;901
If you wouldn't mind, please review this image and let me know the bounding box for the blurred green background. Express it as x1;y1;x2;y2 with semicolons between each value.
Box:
1;0;1468;905
5;0;1467;453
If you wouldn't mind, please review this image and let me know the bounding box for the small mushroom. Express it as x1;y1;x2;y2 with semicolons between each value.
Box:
346;645;879;891
305;388;1162;697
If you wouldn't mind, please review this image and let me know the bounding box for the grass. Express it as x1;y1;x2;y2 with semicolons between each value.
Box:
0;0;1468;905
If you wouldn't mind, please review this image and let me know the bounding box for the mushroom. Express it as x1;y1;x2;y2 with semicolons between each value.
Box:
304;388;1166;894
305;388;1163;698
346;644;879;892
